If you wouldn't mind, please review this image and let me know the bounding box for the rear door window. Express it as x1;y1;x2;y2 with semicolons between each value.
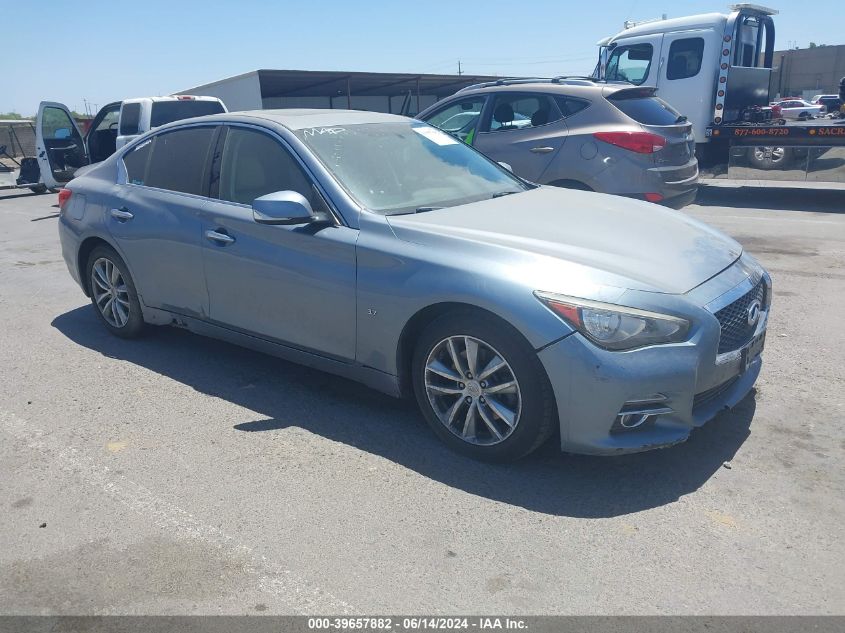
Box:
605;44;653;85
150;100;225;127
607;94;681;125
484;94;560;132
145;127;216;195
667;38;705;80
119;103;141;136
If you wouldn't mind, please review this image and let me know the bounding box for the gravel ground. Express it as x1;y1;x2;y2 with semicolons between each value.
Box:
0;185;843;615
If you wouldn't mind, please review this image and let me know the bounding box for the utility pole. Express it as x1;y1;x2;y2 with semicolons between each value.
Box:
458;60;463;76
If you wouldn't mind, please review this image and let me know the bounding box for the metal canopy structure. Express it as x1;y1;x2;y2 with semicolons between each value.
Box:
256;69;500;99
182;69;505;115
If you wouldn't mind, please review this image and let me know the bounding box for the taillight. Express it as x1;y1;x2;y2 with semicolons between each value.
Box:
58;188;72;211
593;131;666;154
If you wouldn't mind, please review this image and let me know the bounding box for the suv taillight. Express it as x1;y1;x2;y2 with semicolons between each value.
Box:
593;131;666;154
58;188;72;211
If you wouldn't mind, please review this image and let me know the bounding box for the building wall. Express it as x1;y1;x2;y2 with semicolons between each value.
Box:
262;94;438;114
769;45;845;99
182;71;264;112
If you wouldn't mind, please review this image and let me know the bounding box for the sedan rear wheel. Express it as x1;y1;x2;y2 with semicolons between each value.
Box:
412;311;556;461
86;245;145;338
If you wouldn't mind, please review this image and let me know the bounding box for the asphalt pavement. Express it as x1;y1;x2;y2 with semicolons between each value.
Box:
0;184;843;614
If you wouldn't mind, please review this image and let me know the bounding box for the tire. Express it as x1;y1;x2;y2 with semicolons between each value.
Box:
748;146;791;170
85;245;145;338
411;310;556;461
28;184;47;194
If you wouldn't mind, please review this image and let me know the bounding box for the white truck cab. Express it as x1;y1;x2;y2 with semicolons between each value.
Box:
596;4;777;147
34;95;226;190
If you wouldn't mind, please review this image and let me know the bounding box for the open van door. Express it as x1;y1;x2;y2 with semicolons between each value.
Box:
35;102;88;190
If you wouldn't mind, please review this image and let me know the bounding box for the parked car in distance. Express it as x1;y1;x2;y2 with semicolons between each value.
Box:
33;96;226;191
58;109;769;461
810;94;842;114
769;99;824;120
417;79;698;208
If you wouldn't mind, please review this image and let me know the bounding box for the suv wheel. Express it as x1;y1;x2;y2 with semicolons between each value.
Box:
86;245;145;338
748;146;790;170
412;311;556;461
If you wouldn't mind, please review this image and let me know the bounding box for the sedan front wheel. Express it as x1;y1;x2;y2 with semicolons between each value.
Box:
412;311;556;461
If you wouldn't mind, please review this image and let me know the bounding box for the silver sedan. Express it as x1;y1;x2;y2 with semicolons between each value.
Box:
58;109;770;460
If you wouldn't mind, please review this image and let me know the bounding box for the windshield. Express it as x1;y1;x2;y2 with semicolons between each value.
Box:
294;122;528;214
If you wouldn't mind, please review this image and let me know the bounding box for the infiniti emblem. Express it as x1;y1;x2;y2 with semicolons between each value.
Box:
746;300;762;326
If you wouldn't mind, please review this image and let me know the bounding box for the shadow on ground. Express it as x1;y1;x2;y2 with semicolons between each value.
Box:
696;185;845;213
53;305;756;519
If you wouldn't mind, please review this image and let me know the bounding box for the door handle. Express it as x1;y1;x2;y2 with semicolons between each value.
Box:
529;146;555;154
110;208;133;221
205;229;235;245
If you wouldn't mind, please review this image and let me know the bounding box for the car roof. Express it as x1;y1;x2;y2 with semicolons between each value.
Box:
145;109;413;137
121;95;223;104
456;81;610;98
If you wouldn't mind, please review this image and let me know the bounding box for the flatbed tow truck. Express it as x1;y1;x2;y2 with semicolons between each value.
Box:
597;4;845;184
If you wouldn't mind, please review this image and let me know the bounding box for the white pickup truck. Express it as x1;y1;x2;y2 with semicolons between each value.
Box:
28;95;226;191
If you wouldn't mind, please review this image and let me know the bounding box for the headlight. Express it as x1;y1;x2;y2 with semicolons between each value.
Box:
535;291;690;351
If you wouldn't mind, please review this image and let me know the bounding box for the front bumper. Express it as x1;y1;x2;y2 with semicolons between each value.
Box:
538;270;768;455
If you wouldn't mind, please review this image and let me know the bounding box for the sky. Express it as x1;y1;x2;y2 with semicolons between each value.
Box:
1;0;840;116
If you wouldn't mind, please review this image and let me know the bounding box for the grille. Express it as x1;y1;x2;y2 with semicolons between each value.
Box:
693;377;739;413
714;279;766;354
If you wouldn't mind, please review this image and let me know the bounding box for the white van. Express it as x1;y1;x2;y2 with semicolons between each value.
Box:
33;95;226;191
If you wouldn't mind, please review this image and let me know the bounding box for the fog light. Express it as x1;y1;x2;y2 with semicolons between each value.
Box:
618;413;652;429
644;192;664;203
611;394;673;433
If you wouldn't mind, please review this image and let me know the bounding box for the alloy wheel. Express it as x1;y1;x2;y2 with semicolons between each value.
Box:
91;257;130;328
424;335;522;446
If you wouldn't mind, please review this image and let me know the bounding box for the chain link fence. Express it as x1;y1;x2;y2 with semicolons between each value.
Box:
0;121;36;159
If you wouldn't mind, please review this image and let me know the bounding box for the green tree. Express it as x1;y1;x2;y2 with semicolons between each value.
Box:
0;112;30;120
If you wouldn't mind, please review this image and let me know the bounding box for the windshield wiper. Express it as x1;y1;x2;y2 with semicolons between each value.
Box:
492;190;520;198
390;206;445;216
675;115;688;124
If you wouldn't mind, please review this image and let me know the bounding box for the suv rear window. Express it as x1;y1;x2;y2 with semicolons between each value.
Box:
150;101;225;127
607;94;681;126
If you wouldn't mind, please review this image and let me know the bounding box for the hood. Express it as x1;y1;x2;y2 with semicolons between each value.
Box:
387;187;742;295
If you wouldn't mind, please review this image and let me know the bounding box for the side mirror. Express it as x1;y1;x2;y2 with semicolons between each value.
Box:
252;191;317;225
498;161;514;173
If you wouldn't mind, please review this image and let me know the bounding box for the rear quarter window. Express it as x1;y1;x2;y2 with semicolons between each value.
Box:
123;139;152;185
608;95;681;126
150;101;225;127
